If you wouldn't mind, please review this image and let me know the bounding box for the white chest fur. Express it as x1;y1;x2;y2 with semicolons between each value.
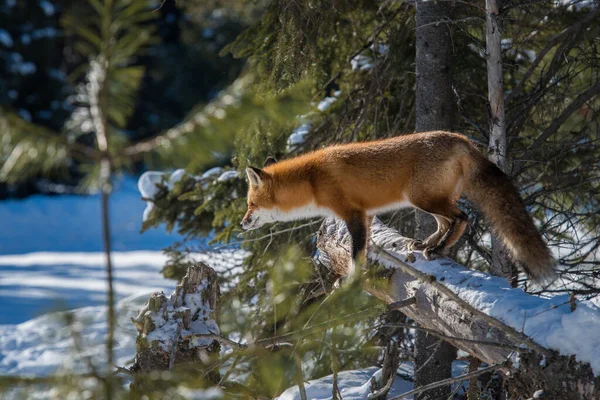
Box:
256;202;335;223
254;200;413;225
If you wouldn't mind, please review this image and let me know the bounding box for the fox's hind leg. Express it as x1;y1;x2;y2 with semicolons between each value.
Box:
442;218;468;249
406;215;449;253
405;156;467;257
408;199;467;259
422;209;468;259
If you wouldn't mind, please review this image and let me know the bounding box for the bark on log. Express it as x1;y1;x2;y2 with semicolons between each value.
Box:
130;263;221;384
316;217;600;399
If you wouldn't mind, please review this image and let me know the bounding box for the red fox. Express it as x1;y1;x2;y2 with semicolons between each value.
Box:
241;131;556;284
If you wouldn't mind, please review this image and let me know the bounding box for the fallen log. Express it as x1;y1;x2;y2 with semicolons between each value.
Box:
316;217;600;399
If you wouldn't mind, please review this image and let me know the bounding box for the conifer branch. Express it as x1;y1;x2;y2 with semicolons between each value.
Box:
122;74;254;157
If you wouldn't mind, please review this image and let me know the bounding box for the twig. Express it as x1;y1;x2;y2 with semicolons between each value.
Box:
0;374;101;386
506;10;600;104
190;307;380;351
413;338;442;375
255;307;379;348
368;339;400;400
320;5;406;92
188;333;248;349
388;362;506;400
152;0;168;13
122;74;253;157
387;296;416;311
68;315;99;377
294;353;308;400
331;325;342;400
215;220;323;249
368;372;396;400
527;80;600;151
114;366;134;376
377;324;522;352
218;355;241;385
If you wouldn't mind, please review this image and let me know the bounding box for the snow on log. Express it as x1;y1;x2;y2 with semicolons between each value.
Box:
130;263;221;383
316;217;600;399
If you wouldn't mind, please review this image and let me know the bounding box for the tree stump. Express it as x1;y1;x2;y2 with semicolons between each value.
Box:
130;263;221;386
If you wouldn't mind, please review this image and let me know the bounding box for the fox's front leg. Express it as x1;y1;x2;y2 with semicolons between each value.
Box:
344;211;368;279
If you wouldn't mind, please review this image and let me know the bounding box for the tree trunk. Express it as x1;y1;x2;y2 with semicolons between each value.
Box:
414;329;456;400
467;358;482;400
485;0;518;288
100;183;115;367
414;0;455;241
369;339;401;400
316;217;600;399
91;5;116;397
415;1;454;133
414;1;456;397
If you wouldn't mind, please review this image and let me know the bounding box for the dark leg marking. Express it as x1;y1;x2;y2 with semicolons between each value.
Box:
346;212;367;263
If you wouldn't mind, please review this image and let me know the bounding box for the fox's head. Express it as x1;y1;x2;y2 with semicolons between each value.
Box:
241;157;278;231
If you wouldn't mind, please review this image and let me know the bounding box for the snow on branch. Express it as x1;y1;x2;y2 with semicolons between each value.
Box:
317;217;600;398
138;167;239;222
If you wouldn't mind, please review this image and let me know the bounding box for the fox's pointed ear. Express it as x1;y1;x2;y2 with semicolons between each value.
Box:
246;166;263;187
264;156;277;168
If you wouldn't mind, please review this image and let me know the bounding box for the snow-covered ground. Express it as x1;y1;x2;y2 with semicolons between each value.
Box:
0;175;248;383
0;176;185;377
0;293;147;376
0;177;185;325
0;251;173;325
277;362;468;400
278;366;411;400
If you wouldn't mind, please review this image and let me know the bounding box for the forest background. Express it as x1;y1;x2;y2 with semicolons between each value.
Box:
0;0;599;398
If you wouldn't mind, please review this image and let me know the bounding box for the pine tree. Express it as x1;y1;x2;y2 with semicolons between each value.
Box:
140;0;599;396
1;0;598;397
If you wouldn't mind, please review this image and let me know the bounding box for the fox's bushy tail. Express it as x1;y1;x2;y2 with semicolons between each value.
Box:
463;153;556;285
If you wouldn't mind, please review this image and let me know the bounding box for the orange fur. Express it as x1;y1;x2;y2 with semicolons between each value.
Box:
242;131;555;284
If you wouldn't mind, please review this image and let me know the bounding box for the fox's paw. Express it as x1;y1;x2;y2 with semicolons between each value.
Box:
406;239;426;252
422;246;449;261
422;248;436;261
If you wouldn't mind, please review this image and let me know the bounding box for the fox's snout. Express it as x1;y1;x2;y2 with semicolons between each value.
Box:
240;213;253;230
241;210;259;230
